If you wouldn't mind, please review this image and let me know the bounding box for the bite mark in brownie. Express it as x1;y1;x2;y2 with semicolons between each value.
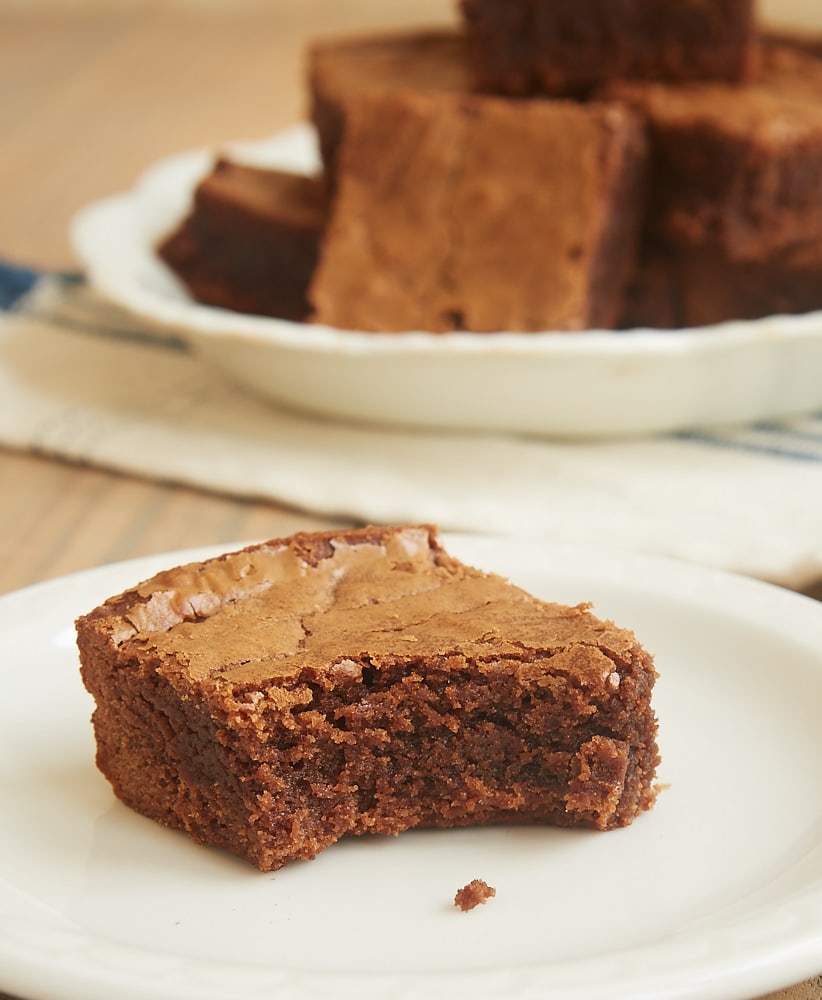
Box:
76;525;660;873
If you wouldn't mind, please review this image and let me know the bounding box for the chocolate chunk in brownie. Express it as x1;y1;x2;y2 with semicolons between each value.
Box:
308;91;647;333
157;158;328;321
76;525;660;873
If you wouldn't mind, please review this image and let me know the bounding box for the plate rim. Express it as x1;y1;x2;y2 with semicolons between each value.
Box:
1;536;822;1000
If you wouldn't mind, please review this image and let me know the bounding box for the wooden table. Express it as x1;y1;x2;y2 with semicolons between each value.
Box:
0;0;454;597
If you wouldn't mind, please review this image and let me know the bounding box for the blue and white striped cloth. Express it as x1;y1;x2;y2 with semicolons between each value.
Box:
2;260;822;591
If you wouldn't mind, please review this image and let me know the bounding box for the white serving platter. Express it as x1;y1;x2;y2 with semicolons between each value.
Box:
70;125;822;439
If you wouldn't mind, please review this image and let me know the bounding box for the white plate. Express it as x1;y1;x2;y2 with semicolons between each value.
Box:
69;125;822;440
1;536;822;1000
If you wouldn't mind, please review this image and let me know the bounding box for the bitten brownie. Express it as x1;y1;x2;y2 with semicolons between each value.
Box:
76;525;660;873
157;158;328;321
307;28;470;173
459;0;756;97
309;91;647;333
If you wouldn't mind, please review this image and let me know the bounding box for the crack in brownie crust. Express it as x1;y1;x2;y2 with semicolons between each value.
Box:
76;525;660;872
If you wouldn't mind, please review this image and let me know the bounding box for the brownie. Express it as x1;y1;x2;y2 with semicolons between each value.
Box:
605;37;822;261
308;91;647;333
459;0;756;97
76;525;660;873
657;242;822;328
307;28;471;173
157;158;328;321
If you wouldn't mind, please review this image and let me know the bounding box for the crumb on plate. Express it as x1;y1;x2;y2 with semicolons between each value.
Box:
454;878;496;911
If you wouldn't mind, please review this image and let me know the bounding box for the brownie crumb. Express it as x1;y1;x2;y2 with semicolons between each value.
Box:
454;878;496;911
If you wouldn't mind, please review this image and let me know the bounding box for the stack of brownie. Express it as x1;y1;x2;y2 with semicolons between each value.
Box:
158;1;822;333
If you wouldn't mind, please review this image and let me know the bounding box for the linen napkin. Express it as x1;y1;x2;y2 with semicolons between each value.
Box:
2;261;822;592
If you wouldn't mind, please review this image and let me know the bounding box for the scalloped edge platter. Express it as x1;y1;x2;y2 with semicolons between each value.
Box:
70;125;822;439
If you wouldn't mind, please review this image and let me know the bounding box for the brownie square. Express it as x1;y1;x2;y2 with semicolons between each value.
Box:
459;0;756;97
307;29;470;173
76;525;660;873
308;91;647;333
606;37;822;261
157;158;328;321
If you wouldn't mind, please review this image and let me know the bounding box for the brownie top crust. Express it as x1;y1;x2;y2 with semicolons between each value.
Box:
307;28;472;172
308;28;470;102
607;37;822;140
81;525;642;688
196;158;328;229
